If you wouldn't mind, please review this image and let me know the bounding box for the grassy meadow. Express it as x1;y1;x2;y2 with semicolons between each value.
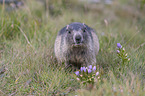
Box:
0;0;145;95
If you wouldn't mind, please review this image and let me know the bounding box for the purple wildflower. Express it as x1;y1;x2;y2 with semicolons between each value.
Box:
93;66;96;72
76;78;80;81
117;50;120;53
117;43;122;49
96;72;99;76
80;67;83;72
75;71;79;76
88;69;92;73
88;65;92;69
82;67;86;72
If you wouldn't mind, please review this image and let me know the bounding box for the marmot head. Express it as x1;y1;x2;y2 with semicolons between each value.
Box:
59;22;93;47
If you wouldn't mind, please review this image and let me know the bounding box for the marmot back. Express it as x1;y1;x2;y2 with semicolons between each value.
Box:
54;22;99;68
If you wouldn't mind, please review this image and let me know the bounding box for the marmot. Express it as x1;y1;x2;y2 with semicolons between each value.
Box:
54;22;99;68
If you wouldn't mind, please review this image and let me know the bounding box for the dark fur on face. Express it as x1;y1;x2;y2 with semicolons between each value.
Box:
62;22;93;48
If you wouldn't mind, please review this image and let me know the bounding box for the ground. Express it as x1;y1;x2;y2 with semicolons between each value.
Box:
0;0;145;95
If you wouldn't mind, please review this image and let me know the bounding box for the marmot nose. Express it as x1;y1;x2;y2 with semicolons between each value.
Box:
75;35;82;44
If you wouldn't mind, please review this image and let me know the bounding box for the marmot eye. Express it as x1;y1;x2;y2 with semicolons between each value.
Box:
83;28;86;33
67;30;71;34
66;29;71;34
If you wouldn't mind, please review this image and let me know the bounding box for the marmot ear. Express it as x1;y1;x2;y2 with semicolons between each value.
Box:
66;25;69;30
83;23;87;29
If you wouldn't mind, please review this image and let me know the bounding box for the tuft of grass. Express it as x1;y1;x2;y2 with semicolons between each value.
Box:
75;72;145;96
0;0;145;95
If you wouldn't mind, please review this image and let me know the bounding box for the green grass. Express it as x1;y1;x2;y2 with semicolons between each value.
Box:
0;0;145;95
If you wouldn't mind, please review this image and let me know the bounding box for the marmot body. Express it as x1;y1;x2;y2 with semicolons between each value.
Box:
54;22;99;68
